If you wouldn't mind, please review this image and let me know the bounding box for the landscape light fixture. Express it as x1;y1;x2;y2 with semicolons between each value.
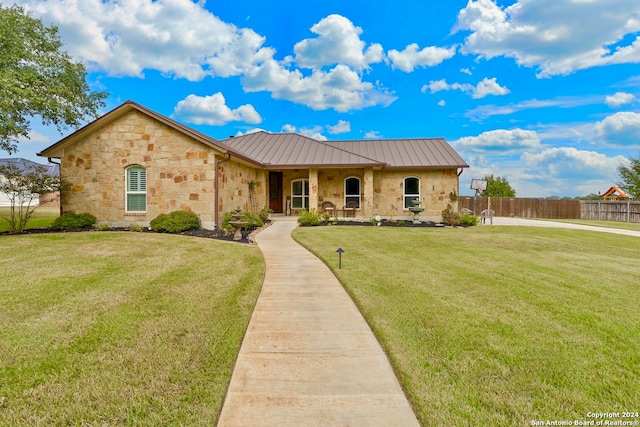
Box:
336;247;344;269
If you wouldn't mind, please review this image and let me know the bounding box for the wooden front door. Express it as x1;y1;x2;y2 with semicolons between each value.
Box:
269;171;283;213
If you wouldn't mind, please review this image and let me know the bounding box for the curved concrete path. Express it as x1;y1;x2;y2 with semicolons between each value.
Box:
218;217;420;427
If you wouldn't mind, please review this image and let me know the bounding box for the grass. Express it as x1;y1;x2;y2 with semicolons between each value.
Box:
292;225;640;426
0;206;59;232
0;232;264;425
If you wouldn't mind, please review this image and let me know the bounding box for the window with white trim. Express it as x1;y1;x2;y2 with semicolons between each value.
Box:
404;177;420;209
126;166;146;212
291;179;309;209
344;177;361;208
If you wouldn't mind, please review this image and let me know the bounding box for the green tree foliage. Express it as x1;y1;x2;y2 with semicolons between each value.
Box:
617;154;640;200
0;5;107;153
0;163;62;232
481;174;516;197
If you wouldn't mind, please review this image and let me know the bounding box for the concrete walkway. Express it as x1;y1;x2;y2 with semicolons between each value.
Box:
490;216;640;238
217;217;420;427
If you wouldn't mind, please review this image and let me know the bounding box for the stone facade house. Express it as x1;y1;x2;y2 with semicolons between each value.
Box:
38;100;468;228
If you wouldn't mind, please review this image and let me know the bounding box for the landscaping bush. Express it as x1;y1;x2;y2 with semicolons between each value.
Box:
50;212;97;230
258;206;272;222
441;204;461;226
150;210;201;233
460;212;479;226
220;211;264;234
297;209;321;226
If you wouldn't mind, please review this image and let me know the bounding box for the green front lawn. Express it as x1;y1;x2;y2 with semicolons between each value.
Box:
0;232;264;425
293;225;640;426
0;206;59;232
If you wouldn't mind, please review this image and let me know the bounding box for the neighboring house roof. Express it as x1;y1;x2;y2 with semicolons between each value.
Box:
0;158;59;176
38;100;468;171
600;185;630;200
222;132;386;169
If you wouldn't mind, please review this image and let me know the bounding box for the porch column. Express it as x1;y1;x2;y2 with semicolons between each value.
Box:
364;167;374;217
309;168;319;212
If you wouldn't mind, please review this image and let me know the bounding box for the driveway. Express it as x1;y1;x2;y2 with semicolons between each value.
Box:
490;216;640;238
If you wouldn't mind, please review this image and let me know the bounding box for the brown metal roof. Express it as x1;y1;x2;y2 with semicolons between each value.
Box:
328;138;469;169
222;132;386;168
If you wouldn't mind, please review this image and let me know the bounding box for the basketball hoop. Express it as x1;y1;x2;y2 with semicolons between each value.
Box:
470;179;487;193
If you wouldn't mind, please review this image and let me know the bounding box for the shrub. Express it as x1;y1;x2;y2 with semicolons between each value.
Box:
150;210;201;233
441;204;461;226
460;213;479;226
50;212;97;230
220;211;264;234
258;206;272;222
298;209;321;226
95;223;110;231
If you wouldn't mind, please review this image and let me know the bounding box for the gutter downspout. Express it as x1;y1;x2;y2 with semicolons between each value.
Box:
215;154;231;228
47;157;63;217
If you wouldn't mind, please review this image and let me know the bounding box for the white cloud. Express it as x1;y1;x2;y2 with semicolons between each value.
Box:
293;14;383;71
605;92;636;108
173;93;262;125
243;61;396;112
594;112;640;146
388;43;456;72
452;128;541;154
464;95;603;120
438;99;446;107
235;128;267;137
460;68;473;75
281;124;326;141
19;0;273;81
327;120;351;134
18;130;50;144
425;77;509;99
454;0;640;76
15;3;396;112
364;130;383;139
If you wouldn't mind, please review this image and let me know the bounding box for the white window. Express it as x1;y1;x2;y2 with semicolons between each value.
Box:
291;179;309;209
344;177;361;208
404;176;420;209
126;166;146;212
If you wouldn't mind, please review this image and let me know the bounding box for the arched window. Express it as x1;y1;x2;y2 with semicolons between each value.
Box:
126;166;147;212
291;179;309;209
344;177;361;208
404;176;420;209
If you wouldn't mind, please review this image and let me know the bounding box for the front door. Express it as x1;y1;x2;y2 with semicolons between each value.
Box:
269;171;283;213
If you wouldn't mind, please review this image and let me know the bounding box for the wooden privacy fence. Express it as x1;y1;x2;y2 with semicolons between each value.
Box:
459;197;640;223
580;200;640;223
459;197;581;219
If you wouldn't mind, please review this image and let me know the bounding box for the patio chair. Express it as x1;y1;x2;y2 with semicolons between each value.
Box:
481;209;495;225
343;201;358;218
321;201;336;215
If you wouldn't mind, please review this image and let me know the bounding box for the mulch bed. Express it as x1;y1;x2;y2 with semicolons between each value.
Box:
5;219;460;244
3;225;259;244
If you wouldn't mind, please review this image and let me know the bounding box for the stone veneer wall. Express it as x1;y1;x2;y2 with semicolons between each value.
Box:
59;110;261;229
373;169;459;219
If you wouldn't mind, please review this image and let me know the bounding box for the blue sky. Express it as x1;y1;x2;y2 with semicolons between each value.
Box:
4;0;640;197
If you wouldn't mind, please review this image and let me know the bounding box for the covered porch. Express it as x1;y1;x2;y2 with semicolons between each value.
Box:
266;167;376;218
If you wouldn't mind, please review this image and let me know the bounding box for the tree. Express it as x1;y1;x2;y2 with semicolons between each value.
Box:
617;154;640;200
0;163;62;233
481;174;516;197
0;5;107;153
